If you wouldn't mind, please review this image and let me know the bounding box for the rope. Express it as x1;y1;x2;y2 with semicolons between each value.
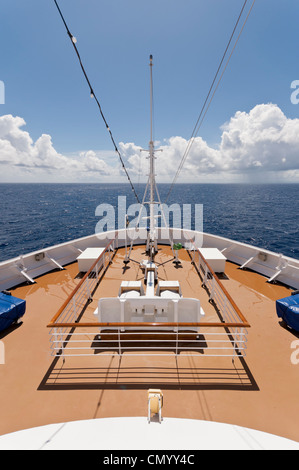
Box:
164;0;256;203
53;0;141;204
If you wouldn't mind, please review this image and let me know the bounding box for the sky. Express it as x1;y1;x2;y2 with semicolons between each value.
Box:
1;0;299;184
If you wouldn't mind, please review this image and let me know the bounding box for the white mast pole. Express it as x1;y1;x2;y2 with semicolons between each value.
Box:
149;54;156;256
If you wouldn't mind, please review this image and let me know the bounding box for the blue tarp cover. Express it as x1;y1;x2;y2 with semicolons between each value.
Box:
276;294;299;331
0;293;26;332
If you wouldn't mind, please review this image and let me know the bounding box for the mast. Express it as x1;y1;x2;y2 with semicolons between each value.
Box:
148;54;156;258
128;54;171;264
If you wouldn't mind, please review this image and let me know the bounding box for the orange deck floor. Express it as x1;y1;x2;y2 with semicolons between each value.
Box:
0;245;298;444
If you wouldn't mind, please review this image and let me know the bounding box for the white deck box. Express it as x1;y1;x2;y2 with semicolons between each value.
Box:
199;248;226;273
77;247;105;272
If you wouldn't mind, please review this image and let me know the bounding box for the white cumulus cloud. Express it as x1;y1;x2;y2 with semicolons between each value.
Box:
152;103;299;182
0;115;118;181
1;103;299;183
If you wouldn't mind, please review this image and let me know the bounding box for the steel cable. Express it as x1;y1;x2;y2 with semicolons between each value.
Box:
53;0;141;203
164;0;256;203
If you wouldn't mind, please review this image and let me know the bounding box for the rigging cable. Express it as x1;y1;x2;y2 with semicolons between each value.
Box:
164;0;256;204
53;0;141;204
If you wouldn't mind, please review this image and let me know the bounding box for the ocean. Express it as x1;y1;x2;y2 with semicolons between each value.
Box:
0;183;298;262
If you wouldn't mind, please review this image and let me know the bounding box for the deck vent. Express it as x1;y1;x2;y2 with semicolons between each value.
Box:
35;252;45;262
258;252;268;262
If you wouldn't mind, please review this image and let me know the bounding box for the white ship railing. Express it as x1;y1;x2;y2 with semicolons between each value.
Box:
48;328;248;359
192;248;246;324
1;227;299;291
47;237;250;360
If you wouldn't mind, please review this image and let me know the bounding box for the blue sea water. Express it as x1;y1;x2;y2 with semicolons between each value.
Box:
0;183;298;262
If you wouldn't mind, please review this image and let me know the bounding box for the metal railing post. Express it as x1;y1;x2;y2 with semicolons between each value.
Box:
118;329;122;356
210;276;215;301
232;328;237;363
203;264;208;285
86;276;92;301
73;295;77;322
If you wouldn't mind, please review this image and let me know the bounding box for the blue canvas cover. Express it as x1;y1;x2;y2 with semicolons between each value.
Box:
0;293;26;332
276;294;299;331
